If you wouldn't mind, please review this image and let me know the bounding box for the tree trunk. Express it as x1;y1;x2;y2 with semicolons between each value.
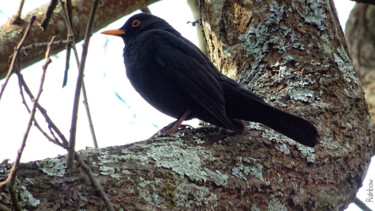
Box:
345;3;375;124
0;0;374;210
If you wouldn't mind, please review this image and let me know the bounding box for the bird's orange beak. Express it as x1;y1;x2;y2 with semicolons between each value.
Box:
101;29;126;36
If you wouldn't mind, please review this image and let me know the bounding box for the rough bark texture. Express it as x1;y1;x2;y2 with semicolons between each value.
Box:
345;3;375;124
0;0;374;210
197;0;373;210
0;0;159;79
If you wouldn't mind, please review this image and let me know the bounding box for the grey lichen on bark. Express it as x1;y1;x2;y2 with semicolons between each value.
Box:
346;3;375;125
199;0;373;209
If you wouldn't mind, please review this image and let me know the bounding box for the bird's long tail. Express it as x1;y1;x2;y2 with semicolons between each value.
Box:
223;81;319;147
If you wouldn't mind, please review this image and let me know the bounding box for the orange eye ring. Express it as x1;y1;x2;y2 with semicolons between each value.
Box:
132;19;141;27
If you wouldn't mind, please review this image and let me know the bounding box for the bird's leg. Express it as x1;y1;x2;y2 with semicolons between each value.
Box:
158;109;192;135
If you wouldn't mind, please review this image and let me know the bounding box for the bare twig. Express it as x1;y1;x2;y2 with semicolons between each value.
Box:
20;40;70;53
59;0;99;150
82;84;99;148
8;186;21;211
16;71;67;148
61;0;113;209
353;196;372;211
15;0;25;20
141;7;151;14
15;72;69;147
11;0;26;25
0;37;55;210
61;0;100;171
74;153;114;211
62;0;73;87
41;0;58;31
0;16;36;101
62;42;71;87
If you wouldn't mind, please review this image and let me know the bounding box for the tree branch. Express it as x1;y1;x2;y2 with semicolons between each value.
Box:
66;0;99;171
0;36;55;210
0;0;160;79
0;16;36;101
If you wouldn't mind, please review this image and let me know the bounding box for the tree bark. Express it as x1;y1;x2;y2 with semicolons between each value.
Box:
1;0;374;210
198;0;373;208
0;0;159;79
345;3;375;124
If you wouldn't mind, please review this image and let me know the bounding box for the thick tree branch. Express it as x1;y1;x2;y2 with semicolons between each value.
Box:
351;0;375;5
0;16;35;101
346;3;375;126
0;0;159;79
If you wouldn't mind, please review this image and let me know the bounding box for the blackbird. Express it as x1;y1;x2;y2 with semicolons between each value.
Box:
102;13;319;147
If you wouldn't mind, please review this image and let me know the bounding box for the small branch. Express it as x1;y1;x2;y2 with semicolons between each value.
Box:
62;42;71;87
8;186;21;211
61;7;98;146
82;84;99;148
141;7;151;14
59;0;99;151
0;37;55;210
20;40;70;54
61;0;112;209
62;0;73;87
15;71;69;147
16;0;25;20
16;71;67;148
64;0;100;171
0;16;36;101
353;196;372;211
74;153;114;211
0;0;160;78
11;0;26;25
41;0;58;31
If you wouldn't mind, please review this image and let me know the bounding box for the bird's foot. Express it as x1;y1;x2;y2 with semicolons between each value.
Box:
152;122;193;138
151;109;192;138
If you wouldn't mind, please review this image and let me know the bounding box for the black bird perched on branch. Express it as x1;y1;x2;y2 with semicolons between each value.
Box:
102;13;319;147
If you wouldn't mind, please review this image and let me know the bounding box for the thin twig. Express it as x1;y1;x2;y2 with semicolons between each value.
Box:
40;0;58;31
16;71;66;148
8;186;21;211
16;72;69;147
353;196;372;211
62;0;73;87
11;0;26;25
0;16;36;101
15;0;25;21
82;84;99;148
62;0;113;209
20;40;70;53
141;7;151;14
62;42;71;87
0;37;55;210
59;0;99;149
74;153;114;211
62;0;100;171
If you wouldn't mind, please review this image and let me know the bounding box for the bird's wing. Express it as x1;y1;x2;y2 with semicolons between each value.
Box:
150;30;238;130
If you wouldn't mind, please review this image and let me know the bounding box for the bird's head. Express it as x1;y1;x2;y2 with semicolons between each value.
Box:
101;13;180;43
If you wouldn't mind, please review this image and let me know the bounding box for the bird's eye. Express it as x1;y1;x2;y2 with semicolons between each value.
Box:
132;19;141;27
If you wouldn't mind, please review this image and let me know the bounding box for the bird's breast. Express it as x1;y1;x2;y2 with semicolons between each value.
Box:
123;44;192;119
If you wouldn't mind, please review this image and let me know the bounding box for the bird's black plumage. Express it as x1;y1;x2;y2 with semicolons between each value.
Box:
102;13;319;147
